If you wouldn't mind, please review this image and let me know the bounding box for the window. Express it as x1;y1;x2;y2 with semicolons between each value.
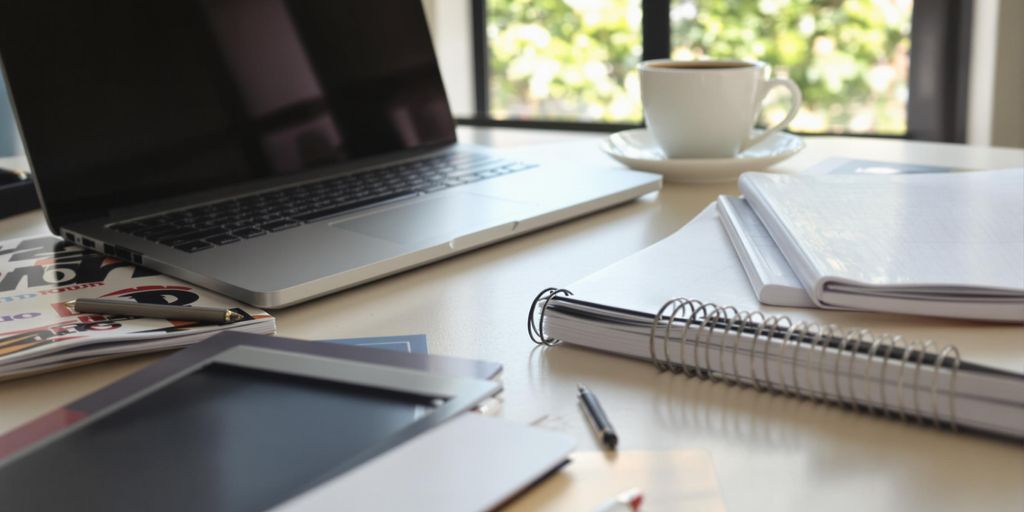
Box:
466;0;971;140
670;0;912;135
486;0;643;124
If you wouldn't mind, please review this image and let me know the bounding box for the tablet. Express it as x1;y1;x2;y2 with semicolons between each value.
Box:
0;339;499;512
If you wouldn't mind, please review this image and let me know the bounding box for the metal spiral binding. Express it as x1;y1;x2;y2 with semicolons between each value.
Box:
934;345;961;431
527;290;964;431
528;287;572;346
648;297;963;429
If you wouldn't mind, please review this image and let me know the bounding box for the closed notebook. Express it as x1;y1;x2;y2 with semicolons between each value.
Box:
717;158;964;309
737;168;1024;322
716;195;814;308
527;205;1024;441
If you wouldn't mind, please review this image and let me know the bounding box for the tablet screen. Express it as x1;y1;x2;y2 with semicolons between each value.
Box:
0;363;436;511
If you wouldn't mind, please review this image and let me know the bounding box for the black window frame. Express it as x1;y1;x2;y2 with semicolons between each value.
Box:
461;0;973;142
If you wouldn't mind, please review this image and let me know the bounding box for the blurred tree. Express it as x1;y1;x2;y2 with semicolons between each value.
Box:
488;0;643;122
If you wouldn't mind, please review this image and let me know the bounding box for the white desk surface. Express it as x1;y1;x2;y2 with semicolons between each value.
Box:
1;128;1022;511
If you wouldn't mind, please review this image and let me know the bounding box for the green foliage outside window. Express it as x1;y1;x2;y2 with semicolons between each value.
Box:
488;0;643;123
487;0;912;135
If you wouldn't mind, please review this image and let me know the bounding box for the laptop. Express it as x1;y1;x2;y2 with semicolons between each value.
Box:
0;1;660;308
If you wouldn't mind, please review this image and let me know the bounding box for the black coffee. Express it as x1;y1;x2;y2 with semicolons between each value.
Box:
647;61;753;70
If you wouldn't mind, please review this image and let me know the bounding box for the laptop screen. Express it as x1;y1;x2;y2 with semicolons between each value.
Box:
0;1;456;228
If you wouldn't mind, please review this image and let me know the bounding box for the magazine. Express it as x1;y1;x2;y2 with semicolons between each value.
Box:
0;234;275;380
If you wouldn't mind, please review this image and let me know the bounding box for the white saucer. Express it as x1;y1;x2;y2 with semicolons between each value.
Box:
601;128;805;183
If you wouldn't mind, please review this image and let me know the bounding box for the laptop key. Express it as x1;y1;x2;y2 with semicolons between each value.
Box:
260;219;299;232
231;227;267;238
158;227;226;246
139;225;191;241
207;234;241;245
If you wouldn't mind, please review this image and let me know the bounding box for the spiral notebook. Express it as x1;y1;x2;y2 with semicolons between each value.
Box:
527;205;1024;441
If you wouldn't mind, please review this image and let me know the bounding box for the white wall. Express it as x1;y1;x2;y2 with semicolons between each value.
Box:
968;0;1024;148
421;0;474;118
989;0;1023;148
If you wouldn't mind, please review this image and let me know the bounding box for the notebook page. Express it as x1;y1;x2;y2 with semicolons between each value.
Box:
566;205;1024;374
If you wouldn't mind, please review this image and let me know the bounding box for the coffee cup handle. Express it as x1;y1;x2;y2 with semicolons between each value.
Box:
741;78;802;152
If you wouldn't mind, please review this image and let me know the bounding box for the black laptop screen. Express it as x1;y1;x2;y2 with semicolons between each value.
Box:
0;0;456;228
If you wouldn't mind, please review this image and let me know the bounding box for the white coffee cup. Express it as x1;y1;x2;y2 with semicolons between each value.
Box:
639;59;801;159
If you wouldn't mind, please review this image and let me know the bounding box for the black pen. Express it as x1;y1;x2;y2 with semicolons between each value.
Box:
66;298;245;324
577;383;618;450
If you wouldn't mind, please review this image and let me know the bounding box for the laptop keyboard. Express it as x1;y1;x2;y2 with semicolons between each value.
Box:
110;153;537;253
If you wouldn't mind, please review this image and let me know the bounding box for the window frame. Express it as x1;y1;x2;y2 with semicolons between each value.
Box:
461;0;972;142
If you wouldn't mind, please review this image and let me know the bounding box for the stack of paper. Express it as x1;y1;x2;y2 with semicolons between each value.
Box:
718;158;970;309
728;168;1024;322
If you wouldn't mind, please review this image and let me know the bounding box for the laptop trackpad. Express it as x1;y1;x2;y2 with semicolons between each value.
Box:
330;192;538;247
